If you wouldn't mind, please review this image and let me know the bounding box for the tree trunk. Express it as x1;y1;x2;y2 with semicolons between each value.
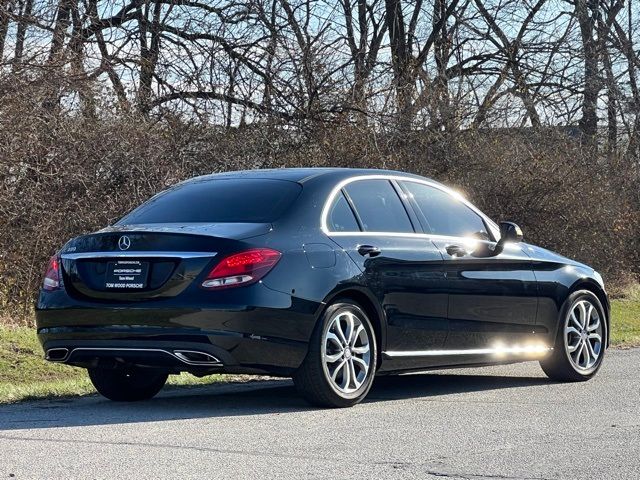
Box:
612;18;639;162
137;1;162;116
262;0;277;115
385;0;414;131
69;0;96;118
226;61;241;129
0;0;12;59
48;0;73;63
432;0;452;131
351;0;369;125
41;0;73;112
602;48;616;156
575;0;599;138
13;0;33;70
87;0;130;111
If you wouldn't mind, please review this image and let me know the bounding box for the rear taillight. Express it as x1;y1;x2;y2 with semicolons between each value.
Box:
43;255;62;291
202;248;281;290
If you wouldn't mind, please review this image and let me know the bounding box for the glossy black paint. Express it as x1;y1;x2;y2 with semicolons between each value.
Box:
331;234;448;353
433;240;539;349
36;168;609;376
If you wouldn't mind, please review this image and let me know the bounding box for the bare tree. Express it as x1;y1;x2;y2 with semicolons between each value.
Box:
0;0;13;59
12;0;33;70
611;7;640;161
0;0;637;146
340;0;387;123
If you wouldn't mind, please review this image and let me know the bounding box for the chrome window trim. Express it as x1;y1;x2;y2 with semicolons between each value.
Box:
320;175;500;240
60;251;217;260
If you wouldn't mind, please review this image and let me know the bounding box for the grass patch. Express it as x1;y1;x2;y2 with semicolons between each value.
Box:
610;285;640;347
0;295;638;404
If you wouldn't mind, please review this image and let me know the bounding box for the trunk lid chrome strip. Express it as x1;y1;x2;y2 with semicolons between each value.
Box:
61;251;217;260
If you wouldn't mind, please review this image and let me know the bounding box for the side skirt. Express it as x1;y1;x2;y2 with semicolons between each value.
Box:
378;346;553;373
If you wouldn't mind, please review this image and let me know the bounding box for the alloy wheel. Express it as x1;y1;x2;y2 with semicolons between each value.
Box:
564;299;603;371
322;310;371;394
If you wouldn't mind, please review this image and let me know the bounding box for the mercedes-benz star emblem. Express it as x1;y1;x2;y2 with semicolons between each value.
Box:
118;235;131;251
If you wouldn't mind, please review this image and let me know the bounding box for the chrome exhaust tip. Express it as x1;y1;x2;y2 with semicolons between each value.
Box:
45;348;70;362
173;350;222;366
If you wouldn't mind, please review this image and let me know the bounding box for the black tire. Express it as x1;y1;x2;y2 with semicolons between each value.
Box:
88;367;168;402
540;290;607;382
293;299;377;408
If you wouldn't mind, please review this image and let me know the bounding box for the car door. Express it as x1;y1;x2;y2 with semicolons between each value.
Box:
324;178;448;353
398;180;538;351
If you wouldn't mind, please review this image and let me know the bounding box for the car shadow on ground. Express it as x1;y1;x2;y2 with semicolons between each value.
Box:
0;371;552;431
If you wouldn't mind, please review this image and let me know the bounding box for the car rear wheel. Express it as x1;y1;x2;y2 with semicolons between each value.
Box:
88;366;168;401
293;300;377;408
539;290;606;382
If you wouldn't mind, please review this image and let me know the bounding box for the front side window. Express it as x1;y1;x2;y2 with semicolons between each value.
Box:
401;181;489;239
343;180;414;233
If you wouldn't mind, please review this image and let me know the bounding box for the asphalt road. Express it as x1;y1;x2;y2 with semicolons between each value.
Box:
1;349;638;480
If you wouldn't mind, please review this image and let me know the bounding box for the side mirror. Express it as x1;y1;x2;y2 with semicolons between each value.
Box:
499;221;523;243
485;221;523;257
469;221;524;258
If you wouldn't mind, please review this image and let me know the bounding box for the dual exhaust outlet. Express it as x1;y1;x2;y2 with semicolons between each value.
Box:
45;347;222;366
45;348;70;362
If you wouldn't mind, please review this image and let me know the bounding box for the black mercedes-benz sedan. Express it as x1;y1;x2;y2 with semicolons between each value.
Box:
37;168;609;407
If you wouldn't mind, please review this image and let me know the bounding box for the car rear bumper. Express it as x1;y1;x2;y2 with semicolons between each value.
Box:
36;293;321;375
38;332;307;375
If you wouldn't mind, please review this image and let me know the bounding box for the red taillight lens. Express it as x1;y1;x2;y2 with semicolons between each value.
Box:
43;255;62;291
202;248;281;290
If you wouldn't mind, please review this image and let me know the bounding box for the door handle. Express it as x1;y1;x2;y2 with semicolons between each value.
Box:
358;245;381;257
446;244;467;257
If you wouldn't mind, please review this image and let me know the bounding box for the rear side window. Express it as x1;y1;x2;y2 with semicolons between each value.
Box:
328;192;360;232
401;181;489;239
117;178;302;224
343;180;414;233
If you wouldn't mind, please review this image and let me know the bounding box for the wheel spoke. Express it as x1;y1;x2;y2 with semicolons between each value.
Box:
565;326;580;336
351;343;370;355
585;339;598;363
348;359;360;388
576;302;588;329
588;332;602;344
352;356;369;376
584;303;594;328
582;340;592;367
565;325;581;353
331;359;347;382
344;313;355;346
335;318;348;346
340;358;351;390
325;351;342;363
567;339;581;353
569;311;582;330
326;331;342;349
572;341;585;364
350;325;364;347
587;317;600;332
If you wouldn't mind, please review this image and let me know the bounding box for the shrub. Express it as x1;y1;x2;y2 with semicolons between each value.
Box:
1;107;637;321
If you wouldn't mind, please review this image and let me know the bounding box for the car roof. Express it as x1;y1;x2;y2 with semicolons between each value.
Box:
187;167;436;186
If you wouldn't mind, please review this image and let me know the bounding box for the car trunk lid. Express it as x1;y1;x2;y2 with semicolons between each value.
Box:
59;223;271;301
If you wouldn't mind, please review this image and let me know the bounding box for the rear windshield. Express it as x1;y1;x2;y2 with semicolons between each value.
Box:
117;178;302;224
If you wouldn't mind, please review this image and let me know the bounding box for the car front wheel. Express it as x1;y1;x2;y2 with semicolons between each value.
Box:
293;300;377;408
540;290;607;382
88;366;168;402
